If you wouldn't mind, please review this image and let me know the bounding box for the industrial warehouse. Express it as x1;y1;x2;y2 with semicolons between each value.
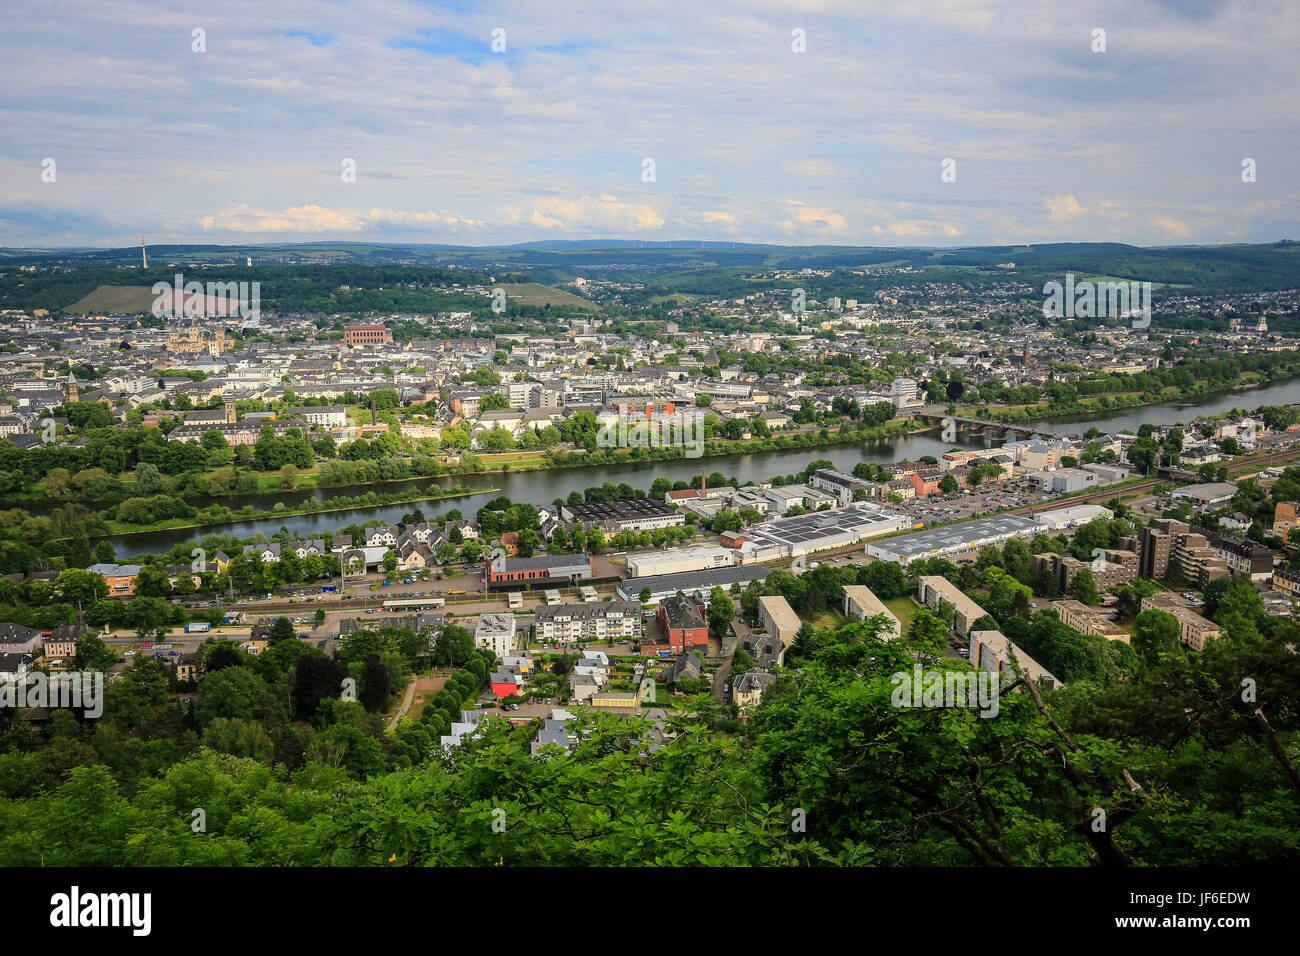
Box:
560;497;685;531
866;514;1040;564
723;503;912;563
615;564;771;604
625;546;738;578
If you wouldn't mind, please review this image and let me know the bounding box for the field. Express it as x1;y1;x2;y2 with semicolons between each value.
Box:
64;284;157;314
477;450;549;469
401;675;449;724
499;282;597;310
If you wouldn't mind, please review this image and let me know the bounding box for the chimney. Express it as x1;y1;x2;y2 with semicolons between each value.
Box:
701;470;706;495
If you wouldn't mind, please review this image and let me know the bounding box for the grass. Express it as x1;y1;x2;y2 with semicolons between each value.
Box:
884;596;921;633
64;285;157;314
478;450;549;468
404;675;449;723
805;608;847;631
499;282;597;310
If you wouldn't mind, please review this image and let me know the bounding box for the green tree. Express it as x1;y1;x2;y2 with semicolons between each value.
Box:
706;587;735;638
1067;568;1100;605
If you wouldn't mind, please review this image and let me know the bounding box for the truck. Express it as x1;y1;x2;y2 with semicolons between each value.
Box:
184;622;210;633
321;585;337;593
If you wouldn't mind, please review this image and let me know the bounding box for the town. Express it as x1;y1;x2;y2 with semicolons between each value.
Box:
0;240;1298;875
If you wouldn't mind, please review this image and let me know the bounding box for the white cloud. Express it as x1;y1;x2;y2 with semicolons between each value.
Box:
197;204;482;233
526;195;664;232
2;0;1296;245
1046;194;1085;221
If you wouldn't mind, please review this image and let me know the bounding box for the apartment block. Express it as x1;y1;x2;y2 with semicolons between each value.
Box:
1274;568;1300;599
1132;518;1187;580
1034;549;1138;593
841;585;902;640
1140;594;1222;652
916;576;989;637
533;601;642;644
474;612;518;657
656;594;710;653
1051;600;1130;643
757;594;801;649
969;629;1061;689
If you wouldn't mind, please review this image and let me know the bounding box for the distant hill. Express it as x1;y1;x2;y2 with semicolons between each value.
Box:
2;239;1297;303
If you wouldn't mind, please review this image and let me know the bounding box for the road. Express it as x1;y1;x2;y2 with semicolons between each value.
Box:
711;658;731;703
387;678;419;731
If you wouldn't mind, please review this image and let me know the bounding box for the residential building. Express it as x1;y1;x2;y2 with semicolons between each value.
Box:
757;595;800;649
1033;549;1138;593
1051;600;1130;643
293;405;347;427
533;601;642;644
85;563;140;597
656;594;710;653
969;630;1061;689
1140;594;1222;652
732;670;777;713
916;576;989;637
474;612;518;656
841;585;902;640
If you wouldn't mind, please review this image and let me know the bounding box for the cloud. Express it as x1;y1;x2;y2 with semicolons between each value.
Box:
0;0;1295;246
1046;194;1085;221
1151;215;1192;238
197;204;482;233
525;195;664;232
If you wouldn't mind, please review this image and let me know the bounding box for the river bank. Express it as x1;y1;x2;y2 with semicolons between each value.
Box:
974;368;1300;430
10;418;918;516
102;376;1300;557
102;485;493;538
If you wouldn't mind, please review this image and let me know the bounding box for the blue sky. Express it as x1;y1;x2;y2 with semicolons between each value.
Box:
1;0;1296;248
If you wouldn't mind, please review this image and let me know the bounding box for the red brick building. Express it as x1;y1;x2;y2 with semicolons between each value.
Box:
656;594;709;653
344;324;393;347
910;469;941;497
485;553;594;585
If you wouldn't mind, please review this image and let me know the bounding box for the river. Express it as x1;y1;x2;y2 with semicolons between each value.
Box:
107;376;1300;557
1022;376;1300;432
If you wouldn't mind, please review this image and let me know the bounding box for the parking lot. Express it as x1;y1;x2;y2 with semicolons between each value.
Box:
892;481;1062;526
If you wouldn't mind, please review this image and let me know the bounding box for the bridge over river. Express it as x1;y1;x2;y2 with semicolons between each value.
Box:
912;407;1073;442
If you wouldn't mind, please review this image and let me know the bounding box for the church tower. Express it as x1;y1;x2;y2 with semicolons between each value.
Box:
65;372;78;404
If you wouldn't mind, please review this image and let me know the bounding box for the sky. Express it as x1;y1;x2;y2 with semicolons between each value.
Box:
2;0;1297;249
